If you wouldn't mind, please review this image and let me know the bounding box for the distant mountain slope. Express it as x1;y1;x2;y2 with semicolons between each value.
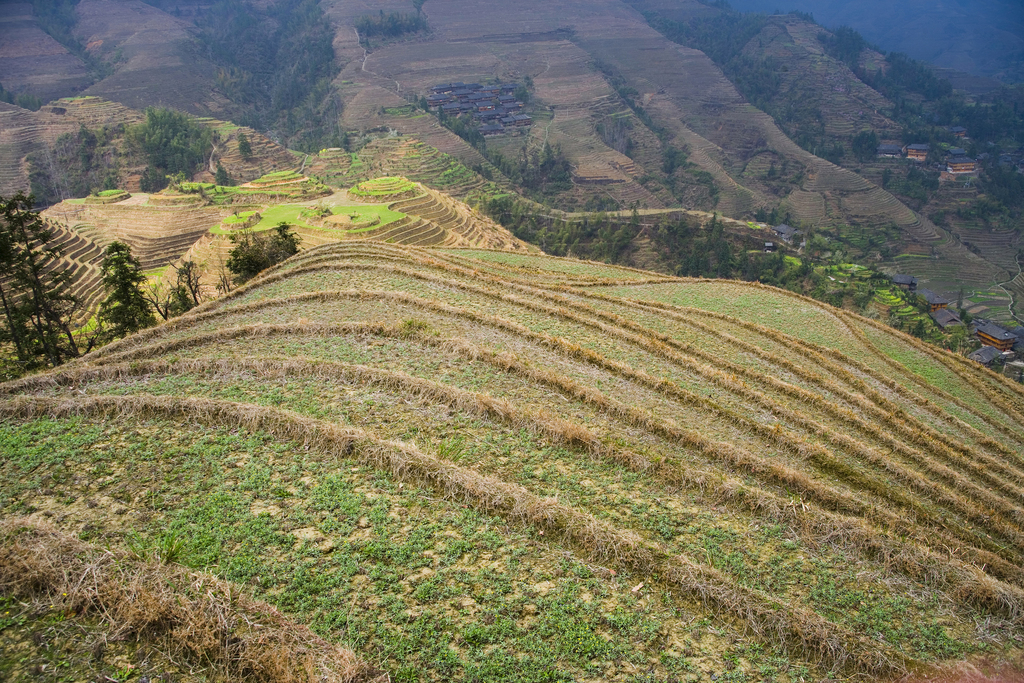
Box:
736;16;902;151
329;0;944;235
0;0;92;102
0;96;297;203
73;0;234;117
728;0;1024;83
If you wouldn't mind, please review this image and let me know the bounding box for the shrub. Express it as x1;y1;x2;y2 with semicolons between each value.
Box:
227;223;300;284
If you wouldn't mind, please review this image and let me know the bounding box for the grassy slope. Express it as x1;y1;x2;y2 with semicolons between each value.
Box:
2;244;1024;682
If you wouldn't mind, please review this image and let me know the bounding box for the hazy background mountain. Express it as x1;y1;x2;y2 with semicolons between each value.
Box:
727;0;1024;83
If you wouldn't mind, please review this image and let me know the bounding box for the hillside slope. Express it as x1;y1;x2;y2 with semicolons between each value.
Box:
728;0;1024;83
3;243;1023;681
0;1;92;103
42;176;531;304
326;0;955;262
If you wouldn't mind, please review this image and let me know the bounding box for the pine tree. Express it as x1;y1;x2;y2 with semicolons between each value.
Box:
237;132;253;159
215;162;231;186
0;192;84;371
98;241;155;340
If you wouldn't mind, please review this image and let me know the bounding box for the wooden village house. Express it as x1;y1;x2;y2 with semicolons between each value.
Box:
968;346;1002;366
930;308;962;329
946;156;977;174
877;144;902;158
892;274;918;291
918;288;950;312
771;224;799;243
975;322;1018;352
904;143;930;161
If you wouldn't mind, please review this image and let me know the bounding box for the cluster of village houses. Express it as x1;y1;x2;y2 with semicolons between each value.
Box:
426;82;532;136
892;274;1024;367
876;126;1024;181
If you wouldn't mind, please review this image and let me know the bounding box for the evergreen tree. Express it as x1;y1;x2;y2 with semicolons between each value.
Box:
0;192;84;371
215;162;231;186
98;241;155;340
851;130;880;162
237;132;253;159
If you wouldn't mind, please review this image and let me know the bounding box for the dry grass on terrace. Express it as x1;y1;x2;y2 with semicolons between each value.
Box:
2;243;1023;682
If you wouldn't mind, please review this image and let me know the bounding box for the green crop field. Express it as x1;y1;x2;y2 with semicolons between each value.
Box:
209;205;407;236
2;244;1023;683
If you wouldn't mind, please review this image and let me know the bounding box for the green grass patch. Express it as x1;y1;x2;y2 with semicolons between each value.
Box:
210;204;405;235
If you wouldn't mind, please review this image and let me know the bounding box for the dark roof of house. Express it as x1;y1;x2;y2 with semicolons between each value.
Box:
512;114;532;122
949;126;967;133
441;103;461;110
975;321;1017;342
906;143;931;151
947;155;975;165
947;147;966;156
930;308;962;328
893;274;918;286
919;288;949;305
969;346;1002;364
772;223;798;235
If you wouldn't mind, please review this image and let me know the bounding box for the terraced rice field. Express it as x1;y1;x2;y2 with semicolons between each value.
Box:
350;176;419;201
3;243;1022;682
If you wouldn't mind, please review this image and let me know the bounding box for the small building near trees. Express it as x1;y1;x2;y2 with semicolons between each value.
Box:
771;224;799;243
930;308;961;329
892;274;918;291
968;346;1003;366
